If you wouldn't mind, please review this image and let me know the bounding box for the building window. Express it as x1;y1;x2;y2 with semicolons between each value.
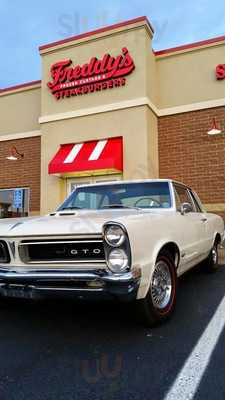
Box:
0;188;29;218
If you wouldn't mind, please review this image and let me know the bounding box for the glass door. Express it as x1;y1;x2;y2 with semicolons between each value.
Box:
67;177;92;195
67;175;122;195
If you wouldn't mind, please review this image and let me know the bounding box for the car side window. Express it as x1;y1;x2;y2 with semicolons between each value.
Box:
189;191;203;213
173;184;195;212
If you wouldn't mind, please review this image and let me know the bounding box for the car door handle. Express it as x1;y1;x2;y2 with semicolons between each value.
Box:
201;217;208;223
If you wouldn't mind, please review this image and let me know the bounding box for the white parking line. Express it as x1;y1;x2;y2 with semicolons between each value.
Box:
164;293;225;400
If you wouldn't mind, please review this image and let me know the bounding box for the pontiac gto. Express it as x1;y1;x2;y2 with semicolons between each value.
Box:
0;180;223;326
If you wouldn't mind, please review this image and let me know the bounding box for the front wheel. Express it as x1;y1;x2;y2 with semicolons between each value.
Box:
136;251;177;327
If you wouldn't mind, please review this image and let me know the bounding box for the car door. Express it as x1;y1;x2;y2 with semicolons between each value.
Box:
173;184;207;273
190;190;215;254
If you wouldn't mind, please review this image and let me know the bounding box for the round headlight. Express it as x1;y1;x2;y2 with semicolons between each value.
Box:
107;249;129;273
104;225;125;247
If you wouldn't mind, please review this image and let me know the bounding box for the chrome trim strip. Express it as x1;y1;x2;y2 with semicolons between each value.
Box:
19;240;103;245
7;234;103;239
24;260;106;265
28;286;104;292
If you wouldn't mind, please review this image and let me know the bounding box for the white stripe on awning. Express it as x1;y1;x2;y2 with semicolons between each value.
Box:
88;140;108;161
63;143;83;164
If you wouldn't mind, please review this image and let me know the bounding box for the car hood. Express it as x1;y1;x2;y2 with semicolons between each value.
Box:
0;209;156;237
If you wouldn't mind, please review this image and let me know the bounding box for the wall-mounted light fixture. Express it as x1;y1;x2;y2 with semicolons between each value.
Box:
6;146;24;161
207;117;222;135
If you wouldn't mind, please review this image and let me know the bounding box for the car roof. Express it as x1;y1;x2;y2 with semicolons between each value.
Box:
75;179;191;189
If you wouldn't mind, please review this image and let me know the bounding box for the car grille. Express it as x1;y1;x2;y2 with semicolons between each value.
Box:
18;238;105;264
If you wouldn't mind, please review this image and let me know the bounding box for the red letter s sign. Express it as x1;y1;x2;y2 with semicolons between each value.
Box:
216;64;225;80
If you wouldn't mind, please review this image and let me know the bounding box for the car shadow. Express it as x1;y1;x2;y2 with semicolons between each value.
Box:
0;264;225;400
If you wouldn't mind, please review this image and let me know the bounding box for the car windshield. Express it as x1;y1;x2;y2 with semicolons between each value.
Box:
58;182;172;211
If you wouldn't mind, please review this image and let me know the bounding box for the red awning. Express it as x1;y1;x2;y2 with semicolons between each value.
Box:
48;137;123;176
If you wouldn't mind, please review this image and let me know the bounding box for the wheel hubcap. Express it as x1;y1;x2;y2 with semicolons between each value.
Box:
150;260;172;310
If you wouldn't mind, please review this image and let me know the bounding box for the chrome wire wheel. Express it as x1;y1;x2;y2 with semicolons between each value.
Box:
150;260;173;310
135;251;177;327
204;241;220;273
212;246;218;265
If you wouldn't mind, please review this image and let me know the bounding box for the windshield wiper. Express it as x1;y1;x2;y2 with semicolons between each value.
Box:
60;206;82;210
59;205;141;211
100;204;140;210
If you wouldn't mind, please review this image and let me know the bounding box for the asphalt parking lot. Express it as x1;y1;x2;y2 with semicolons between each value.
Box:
0;261;225;400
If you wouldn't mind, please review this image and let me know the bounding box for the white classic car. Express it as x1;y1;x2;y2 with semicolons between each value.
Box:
0;179;224;326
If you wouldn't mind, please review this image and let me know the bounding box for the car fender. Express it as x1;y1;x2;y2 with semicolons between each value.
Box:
135;237;180;299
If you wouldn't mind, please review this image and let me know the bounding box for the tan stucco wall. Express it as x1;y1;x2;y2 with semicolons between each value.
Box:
156;43;225;108
146;107;159;177
38;20;225;114
40;24;152;118
40;105;158;214
146;40;159;107
0;87;41;135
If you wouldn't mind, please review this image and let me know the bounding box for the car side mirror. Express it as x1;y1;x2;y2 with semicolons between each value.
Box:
180;202;193;215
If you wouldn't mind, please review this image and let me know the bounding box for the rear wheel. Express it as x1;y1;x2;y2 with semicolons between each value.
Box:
136;250;177;327
205;242;219;273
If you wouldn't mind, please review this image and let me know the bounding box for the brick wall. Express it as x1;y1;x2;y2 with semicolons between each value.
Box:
215;212;225;221
0;137;41;213
159;106;225;220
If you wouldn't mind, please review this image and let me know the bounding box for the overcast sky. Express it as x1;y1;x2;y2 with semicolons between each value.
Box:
1;0;225;87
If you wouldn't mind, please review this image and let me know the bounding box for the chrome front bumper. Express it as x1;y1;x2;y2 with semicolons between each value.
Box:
0;267;141;302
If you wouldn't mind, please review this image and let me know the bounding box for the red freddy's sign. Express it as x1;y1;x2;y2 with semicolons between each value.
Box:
47;47;135;100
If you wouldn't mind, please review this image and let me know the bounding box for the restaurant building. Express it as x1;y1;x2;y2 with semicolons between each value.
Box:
0;16;225;219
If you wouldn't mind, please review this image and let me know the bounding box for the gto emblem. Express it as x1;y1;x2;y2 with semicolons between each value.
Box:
70;248;101;255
